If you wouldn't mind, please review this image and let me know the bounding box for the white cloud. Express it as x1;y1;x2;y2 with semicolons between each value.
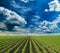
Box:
26;18;60;33
34;15;40;18
11;0;31;14
0;22;6;28
31;15;40;25
34;20;59;33
11;0;21;8
40;18;60;33
45;0;60;12
45;9;48;12
52;15;60;24
20;0;35;3
52;14;60;30
44;0;60;33
0;7;27;30
21;0;29;3
29;15;60;33
40;21;52;26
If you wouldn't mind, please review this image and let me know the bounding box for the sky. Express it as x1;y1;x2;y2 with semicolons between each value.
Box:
0;0;60;33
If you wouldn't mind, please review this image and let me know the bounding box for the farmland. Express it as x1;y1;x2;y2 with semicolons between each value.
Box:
0;36;60;53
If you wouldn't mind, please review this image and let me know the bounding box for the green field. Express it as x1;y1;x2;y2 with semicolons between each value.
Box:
0;36;60;53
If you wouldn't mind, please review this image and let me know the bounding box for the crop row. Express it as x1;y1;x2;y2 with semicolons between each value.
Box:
0;36;59;53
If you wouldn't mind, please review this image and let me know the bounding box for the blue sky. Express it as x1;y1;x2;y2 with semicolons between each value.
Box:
0;0;60;33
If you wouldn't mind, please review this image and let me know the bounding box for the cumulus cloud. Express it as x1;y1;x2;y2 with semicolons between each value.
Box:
0;7;27;30
37;17;60;33
43;0;60;33
45;0;60;12
39;21;57;33
30;20;60;33
24;14;60;33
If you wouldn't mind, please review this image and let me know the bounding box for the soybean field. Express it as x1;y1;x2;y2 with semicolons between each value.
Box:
0;36;60;53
